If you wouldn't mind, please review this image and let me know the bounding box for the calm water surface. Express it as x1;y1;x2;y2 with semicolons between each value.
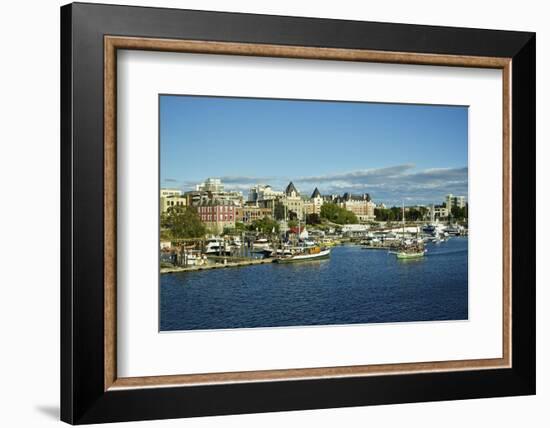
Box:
160;237;468;331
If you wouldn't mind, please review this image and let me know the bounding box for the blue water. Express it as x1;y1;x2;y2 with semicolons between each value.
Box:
160;237;468;331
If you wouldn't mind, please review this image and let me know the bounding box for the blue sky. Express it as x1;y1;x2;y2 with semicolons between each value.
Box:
160;95;468;206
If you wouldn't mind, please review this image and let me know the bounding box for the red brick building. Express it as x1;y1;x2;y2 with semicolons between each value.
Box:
197;199;236;233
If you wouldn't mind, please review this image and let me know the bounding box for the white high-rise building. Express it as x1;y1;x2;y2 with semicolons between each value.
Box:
248;184;283;202
445;194;466;211
196;178;224;193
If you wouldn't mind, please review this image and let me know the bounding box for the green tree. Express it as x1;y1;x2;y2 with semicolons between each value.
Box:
306;213;321;225
287;219;298;228
234;221;246;232
320;203;358;225
320;203;339;222
374;208;390;221
161;206;206;239
451;206;467;220
390;206;402;221
248;217;280;234
407;208;424;221
273;202;285;221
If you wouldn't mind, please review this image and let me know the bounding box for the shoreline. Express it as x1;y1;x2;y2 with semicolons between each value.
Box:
161;257;274;274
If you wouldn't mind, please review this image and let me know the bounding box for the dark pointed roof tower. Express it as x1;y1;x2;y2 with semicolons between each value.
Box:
311;188;321;198
285;181;299;196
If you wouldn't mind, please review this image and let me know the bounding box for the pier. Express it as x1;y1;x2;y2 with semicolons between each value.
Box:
161;257;274;274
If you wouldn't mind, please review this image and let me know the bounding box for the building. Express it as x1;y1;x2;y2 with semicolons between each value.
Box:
160;189;187;213
160;195;187;213
445;194;466;211
341;224;370;235
196;177;224;193
196;199;236;233
281;182;305;220
160;188;182;198
235;204;273;224
186;178;244;208
303;188;324;216
310;188;324;215
336;193;376;222
429;204;449;219
248;184;284;203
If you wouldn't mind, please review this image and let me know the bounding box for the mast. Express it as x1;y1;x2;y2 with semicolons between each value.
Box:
402;200;405;240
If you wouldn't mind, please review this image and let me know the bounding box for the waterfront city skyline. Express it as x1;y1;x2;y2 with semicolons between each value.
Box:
160;95;468;205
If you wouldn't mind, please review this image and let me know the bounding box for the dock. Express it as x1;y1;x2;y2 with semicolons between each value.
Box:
161;257;274;274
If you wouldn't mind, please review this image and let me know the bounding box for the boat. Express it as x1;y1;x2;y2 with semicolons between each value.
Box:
252;238;271;250
423;224;436;234
395;247;426;259
230;236;242;248
321;238;339;247
275;242;293;256
275;246;331;263
393;201;426;259
430;232;447;243
444;224;463;236
204;238;230;255
181;250;207;266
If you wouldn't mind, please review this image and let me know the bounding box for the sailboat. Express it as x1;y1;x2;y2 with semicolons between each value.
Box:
275;212;331;263
394;201;426;259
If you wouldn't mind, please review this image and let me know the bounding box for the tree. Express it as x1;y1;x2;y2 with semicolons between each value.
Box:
306;213;321;225
407;208;423;221
273;202;285;220
248;217;280;234
451;206;467;221
320;203;339;222
161;206;206;239
320;203;358;225
374;208;390;221
287;219;298;228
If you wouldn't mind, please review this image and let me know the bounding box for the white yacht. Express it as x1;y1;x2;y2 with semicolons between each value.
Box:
204;238;230;255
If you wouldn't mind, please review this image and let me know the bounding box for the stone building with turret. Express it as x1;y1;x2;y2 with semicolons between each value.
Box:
279;182;305;220
334;192;376;221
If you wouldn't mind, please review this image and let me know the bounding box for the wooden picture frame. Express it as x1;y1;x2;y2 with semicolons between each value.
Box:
61;2;535;424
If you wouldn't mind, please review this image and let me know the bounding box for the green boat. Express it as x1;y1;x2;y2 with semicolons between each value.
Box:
396;249;426;259
393;201;426;259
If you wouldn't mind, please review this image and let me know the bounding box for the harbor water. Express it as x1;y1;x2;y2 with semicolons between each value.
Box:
160;237;468;331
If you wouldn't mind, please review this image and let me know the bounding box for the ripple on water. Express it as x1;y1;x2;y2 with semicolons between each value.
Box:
160;237;468;331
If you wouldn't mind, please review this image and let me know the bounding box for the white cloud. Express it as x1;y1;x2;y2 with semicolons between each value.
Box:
169;164;468;206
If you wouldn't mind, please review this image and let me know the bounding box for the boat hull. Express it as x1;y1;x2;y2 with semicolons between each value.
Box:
275;249;331;263
396;251;425;259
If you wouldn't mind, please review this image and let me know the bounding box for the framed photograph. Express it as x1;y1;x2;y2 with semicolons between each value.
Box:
61;2;535;424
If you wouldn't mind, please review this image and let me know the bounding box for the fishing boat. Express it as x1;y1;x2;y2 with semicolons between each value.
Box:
275;242;293;256
275;245;331;263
